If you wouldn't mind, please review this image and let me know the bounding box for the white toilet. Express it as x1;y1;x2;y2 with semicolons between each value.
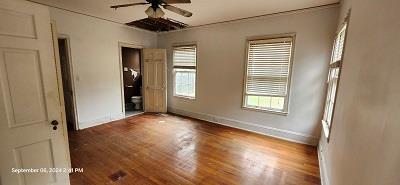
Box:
131;96;142;110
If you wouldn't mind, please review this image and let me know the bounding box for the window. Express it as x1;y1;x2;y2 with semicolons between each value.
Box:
243;36;294;114
322;23;347;139
173;45;197;99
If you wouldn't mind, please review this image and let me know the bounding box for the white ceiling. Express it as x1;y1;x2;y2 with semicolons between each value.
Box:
30;0;339;26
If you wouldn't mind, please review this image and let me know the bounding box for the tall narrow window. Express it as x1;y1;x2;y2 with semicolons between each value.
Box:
322;23;347;139
173;45;197;99
243;36;294;114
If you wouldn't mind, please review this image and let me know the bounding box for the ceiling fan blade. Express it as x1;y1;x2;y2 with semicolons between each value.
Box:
162;0;191;4
162;5;192;17
110;2;149;9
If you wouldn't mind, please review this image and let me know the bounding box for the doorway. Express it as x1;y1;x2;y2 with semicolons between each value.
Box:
58;36;78;131
120;46;144;117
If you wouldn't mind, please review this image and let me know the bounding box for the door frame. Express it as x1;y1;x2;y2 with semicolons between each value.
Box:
51;20;72;168
58;34;79;131
118;42;144;116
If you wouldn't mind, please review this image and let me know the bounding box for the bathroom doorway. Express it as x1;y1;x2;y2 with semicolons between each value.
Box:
120;44;144;117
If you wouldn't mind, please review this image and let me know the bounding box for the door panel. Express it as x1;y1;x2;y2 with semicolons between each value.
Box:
156;62;166;111
1;49;47;127
15;140;56;185
143;49;167;113
0;0;70;185
0;7;37;39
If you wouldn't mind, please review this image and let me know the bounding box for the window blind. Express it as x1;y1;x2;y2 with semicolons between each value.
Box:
173;45;196;67
331;25;347;63
246;37;293;97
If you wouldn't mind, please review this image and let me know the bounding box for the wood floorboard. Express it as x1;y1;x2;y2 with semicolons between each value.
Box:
68;113;320;185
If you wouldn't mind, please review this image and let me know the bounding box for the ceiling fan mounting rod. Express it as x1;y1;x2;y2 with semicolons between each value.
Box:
151;2;159;10
147;0;163;10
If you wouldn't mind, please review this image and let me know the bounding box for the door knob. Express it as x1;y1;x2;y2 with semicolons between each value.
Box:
51;120;59;130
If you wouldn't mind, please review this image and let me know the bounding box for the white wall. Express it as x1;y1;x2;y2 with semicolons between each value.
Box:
158;6;339;145
50;8;157;129
318;0;400;184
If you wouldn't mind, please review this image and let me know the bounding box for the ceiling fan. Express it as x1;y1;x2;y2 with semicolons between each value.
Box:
110;0;193;19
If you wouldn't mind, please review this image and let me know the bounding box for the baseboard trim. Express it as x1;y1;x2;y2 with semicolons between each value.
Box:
318;145;330;185
78;112;125;129
168;107;319;146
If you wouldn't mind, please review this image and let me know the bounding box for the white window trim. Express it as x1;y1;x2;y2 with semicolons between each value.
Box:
242;33;296;115
172;43;198;100
322;17;350;141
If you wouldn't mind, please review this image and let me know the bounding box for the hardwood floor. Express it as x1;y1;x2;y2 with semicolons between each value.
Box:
68;113;320;185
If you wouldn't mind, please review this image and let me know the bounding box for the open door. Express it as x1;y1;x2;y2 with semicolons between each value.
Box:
142;49;167;113
0;0;70;184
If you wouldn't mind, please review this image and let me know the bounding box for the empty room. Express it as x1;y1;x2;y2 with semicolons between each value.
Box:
0;0;399;185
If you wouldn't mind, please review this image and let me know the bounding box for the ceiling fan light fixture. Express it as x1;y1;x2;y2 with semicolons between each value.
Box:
145;6;155;17
145;6;164;18
155;7;165;18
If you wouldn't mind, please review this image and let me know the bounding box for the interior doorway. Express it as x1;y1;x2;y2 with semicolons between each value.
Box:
58;36;78;130
120;46;144;117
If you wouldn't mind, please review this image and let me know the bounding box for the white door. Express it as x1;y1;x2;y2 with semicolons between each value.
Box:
143;49;167;113
0;0;70;185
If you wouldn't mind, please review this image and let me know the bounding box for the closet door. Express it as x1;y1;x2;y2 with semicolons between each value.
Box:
142;49;167;113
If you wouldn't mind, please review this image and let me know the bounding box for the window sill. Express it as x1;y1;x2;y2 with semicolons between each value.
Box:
173;95;196;101
242;106;288;116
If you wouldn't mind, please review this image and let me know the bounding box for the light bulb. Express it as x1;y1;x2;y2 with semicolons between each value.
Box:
155;7;165;18
145;6;155;17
